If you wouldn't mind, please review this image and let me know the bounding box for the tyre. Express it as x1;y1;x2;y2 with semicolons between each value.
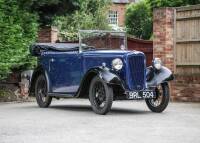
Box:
35;74;52;108
89;76;113;115
145;83;170;113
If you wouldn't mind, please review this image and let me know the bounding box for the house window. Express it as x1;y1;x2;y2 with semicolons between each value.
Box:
108;10;118;25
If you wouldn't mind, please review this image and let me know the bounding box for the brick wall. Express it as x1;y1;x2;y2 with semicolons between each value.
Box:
38;26;58;43
153;8;200;102
153;8;175;72
171;75;200;102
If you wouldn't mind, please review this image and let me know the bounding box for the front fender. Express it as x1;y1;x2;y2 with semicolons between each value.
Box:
98;68;123;86
146;66;174;87
77;66;125;98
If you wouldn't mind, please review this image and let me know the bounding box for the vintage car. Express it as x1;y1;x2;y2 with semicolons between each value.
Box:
30;30;173;115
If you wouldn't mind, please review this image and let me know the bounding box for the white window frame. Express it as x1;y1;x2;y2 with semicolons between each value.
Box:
108;10;118;25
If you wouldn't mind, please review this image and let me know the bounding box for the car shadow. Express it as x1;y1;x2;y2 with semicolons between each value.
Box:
50;105;150;115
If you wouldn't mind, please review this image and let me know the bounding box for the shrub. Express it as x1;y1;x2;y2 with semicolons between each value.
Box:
0;0;38;79
125;1;152;40
53;0;111;41
147;0;200;11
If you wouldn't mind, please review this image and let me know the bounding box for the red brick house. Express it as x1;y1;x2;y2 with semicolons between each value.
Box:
108;0;137;27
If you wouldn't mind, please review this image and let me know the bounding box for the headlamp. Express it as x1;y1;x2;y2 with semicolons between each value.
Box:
153;58;162;70
112;58;123;71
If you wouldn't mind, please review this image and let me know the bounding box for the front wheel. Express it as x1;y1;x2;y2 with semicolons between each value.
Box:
89;76;113;115
145;83;170;113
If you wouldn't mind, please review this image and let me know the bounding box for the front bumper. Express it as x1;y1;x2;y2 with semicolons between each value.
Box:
126;90;156;100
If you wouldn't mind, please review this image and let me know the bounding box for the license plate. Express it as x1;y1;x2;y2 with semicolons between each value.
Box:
127;91;154;99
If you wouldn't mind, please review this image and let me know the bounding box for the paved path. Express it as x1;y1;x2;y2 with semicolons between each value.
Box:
0;99;199;143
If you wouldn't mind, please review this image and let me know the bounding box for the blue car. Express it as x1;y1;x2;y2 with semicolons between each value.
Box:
30;30;173;115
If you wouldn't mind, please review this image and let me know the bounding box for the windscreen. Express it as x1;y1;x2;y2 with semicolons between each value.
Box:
79;30;127;51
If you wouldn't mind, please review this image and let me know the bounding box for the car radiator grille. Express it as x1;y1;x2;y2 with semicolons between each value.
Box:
128;55;145;90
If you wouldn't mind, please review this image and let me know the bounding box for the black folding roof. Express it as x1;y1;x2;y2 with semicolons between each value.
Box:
32;43;80;51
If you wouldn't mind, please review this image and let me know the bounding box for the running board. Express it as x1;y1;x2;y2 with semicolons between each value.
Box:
48;93;75;98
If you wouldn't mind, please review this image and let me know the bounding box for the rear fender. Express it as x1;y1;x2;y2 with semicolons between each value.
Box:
29;65;51;95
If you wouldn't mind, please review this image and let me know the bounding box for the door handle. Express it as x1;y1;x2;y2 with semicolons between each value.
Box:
50;58;55;62
49;58;55;72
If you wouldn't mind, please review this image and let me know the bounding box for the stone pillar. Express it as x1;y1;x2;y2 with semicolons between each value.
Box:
38;26;58;43
153;8;176;73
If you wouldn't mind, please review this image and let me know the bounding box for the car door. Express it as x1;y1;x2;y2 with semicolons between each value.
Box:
48;51;82;94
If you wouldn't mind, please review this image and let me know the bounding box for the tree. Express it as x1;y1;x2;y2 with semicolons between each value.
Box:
18;0;80;26
147;0;200;11
125;1;152;40
53;0;111;41
125;0;200;40
0;0;38;79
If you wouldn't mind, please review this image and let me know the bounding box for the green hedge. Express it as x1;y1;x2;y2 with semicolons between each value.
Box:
0;0;38;79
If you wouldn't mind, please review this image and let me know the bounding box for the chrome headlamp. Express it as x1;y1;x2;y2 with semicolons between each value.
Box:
153;58;162;70
112;58;123;71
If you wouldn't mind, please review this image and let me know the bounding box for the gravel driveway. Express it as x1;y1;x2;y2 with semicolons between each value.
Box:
0;99;199;143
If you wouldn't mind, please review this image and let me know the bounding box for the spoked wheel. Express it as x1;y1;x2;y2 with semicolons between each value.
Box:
89;76;113;115
35;75;52;108
145;83;170;113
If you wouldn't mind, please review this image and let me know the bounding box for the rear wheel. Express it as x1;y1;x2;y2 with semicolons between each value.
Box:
145;83;169;113
89;76;113;115
35;74;52;108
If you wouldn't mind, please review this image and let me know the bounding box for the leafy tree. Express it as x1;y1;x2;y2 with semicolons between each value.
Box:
125;0;200;40
125;1;152;40
18;0;80;26
147;0;183;11
147;0;200;11
0;0;38;79
53;0;111;41
187;0;200;5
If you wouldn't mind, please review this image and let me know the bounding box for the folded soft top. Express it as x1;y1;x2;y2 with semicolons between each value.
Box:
30;43;80;56
32;43;79;51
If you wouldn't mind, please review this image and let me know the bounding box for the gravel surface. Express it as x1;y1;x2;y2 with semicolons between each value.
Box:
0;99;200;143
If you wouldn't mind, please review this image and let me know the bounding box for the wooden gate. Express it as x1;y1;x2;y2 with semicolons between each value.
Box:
175;5;200;74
